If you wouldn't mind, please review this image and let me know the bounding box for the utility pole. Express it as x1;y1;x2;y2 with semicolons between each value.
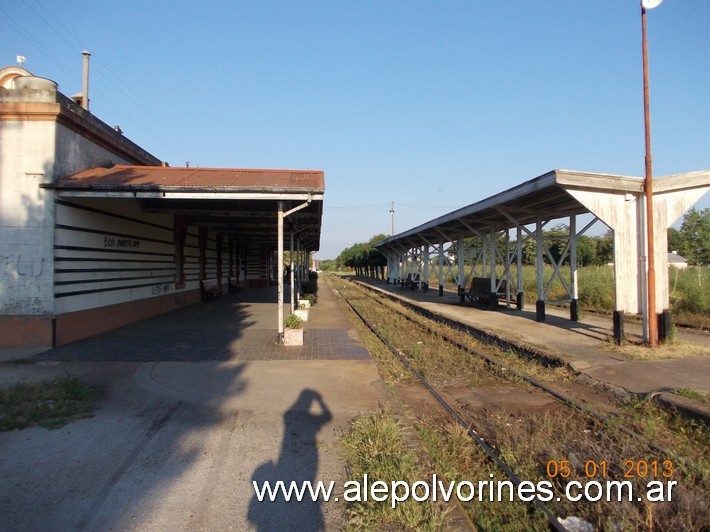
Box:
390;201;395;236
641;0;663;347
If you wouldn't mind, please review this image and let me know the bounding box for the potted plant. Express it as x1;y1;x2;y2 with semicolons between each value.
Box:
294;302;309;321
283;313;304;345
300;293;316;308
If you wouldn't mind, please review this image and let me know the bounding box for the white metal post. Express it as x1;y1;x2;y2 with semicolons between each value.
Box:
489;226;496;292
277;202;284;340
438;242;444;296
290;231;295;314
570;215;579;321
457;238;465;290
516;226;523;309
536;215;545;321
423;245;429;291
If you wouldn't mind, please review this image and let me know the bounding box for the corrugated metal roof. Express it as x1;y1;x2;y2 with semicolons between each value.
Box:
55;165;325;192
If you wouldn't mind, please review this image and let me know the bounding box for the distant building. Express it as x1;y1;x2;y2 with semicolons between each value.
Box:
0;65;323;348
668;252;688;269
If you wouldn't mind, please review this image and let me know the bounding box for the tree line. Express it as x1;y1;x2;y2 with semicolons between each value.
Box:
323;207;708;272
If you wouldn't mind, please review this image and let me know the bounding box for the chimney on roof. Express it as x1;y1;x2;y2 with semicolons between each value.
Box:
81;50;91;111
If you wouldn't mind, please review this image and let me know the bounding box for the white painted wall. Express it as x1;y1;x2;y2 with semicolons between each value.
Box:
1;83;158;318
0;119;56;316
54;198;183;314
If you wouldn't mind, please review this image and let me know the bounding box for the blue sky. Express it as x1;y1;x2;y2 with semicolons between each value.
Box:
2;1;708;258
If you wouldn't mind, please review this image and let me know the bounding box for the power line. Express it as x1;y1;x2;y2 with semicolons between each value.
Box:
9;0;194;158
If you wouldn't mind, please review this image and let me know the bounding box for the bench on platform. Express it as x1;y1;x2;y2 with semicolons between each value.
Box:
228;277;242;293
400;273;429;292
201;278;223;300
458;277;507;309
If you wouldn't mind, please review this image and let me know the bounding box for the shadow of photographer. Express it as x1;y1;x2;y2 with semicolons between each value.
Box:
248;389;333;530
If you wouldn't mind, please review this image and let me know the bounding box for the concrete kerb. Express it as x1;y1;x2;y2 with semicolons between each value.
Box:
353;280;710;425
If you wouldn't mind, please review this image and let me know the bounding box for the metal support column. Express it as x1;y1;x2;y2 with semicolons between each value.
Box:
290;231;295;314
489;226;497;309
276;196;312;343
570;215;579;321
536;216;545;321
438;243;444;296
422;245;430;292
457;238;465;302
277;202;285;341
516;226;524;310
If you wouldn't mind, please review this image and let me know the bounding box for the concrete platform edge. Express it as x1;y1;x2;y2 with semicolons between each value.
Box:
355;280;710;426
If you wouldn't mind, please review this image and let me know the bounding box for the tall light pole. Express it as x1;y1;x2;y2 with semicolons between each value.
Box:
390;201;395;236
641;0;662;347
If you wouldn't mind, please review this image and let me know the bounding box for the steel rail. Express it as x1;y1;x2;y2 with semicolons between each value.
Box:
350;280;677;460
334;287;568;531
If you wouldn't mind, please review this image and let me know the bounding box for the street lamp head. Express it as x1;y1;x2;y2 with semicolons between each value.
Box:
641;0;663;9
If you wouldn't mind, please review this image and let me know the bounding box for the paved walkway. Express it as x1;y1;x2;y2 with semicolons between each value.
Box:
358;279;710;396
29;285;370;362
0;284;388;530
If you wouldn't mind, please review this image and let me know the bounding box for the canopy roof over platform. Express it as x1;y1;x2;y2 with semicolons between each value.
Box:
376;169;710;250
374;168;709;343
46;164;326;250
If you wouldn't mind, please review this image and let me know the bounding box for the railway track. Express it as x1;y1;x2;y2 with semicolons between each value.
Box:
329;275;709;531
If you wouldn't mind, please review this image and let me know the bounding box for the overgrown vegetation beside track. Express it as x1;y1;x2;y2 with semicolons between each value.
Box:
328;274;710;530
341;411;445;530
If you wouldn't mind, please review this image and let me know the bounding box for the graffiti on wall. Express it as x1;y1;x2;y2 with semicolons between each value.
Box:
1;254;46;278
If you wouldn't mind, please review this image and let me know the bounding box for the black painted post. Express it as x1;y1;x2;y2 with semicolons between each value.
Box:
659;309;673;342
490;293;498;310
516;291;524;310
536;300;545;322
613;310;624;345
570;299;580;322
438;284;444;296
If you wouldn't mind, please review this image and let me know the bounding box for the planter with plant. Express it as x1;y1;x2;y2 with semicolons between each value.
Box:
283;313;304;345
300;293;316;308
295;304;309;321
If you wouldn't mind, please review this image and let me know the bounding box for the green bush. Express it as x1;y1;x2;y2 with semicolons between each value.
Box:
669;266;709;315
284;313;303;329
578;266;615;309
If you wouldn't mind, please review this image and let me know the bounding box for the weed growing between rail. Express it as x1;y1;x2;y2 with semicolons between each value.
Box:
329;275;710;530
341;411;445;530
0;376;96;431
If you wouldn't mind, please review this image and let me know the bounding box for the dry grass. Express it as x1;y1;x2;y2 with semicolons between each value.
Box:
603;340;709;360
328;274;710;530
341;410;445;531
0;376;96;431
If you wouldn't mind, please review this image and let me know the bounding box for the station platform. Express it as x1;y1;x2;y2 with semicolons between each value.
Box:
18;284;371;363
356;278;710;399
0;284;388;530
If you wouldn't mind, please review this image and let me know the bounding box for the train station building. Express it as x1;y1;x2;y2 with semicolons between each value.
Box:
0;65;324;348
